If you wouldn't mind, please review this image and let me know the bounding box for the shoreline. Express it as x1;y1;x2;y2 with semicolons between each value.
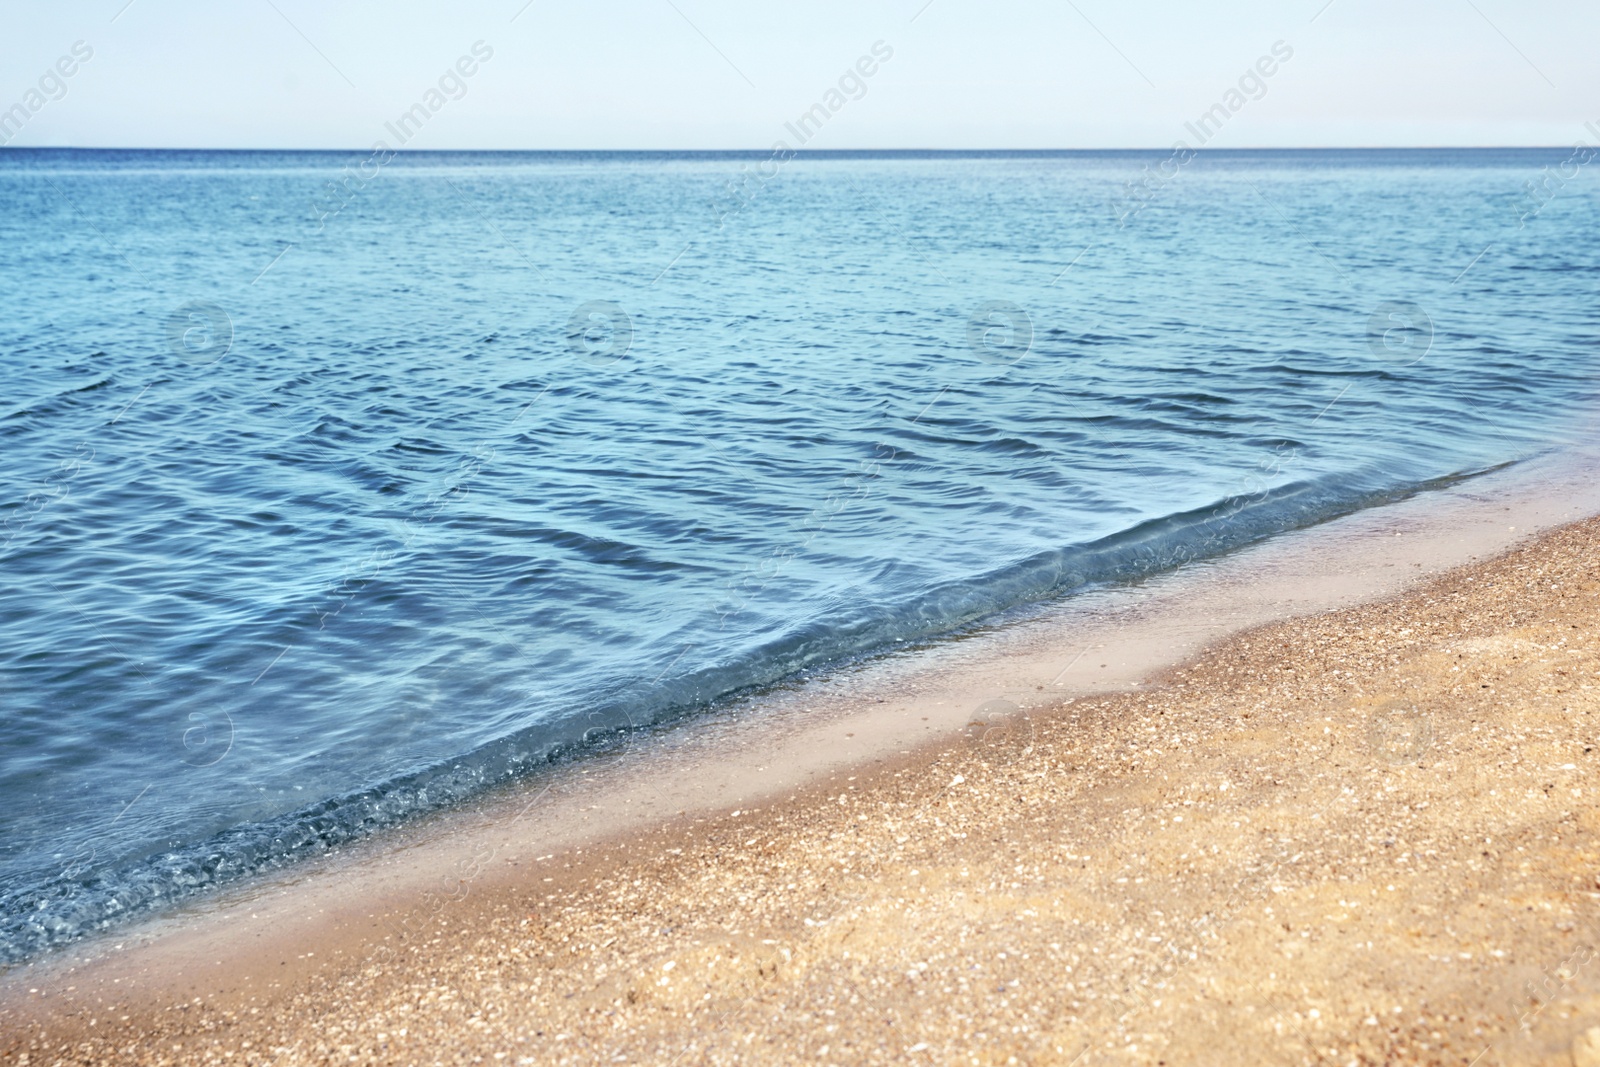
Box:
6;448;1600;1064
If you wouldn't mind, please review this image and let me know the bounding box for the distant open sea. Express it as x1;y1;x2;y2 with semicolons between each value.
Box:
1;147;1595;963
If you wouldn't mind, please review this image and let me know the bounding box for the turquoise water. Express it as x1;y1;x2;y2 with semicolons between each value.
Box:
0;148;1595;962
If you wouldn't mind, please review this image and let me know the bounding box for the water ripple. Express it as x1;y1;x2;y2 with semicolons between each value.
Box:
1;148;1596;963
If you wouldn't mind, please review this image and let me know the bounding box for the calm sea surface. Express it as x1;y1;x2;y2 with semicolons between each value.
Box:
1;148;1596;962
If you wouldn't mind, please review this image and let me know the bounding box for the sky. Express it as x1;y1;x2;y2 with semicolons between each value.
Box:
2;0;1596;150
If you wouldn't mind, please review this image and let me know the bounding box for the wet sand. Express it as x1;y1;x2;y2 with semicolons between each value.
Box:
6;460;1600;1065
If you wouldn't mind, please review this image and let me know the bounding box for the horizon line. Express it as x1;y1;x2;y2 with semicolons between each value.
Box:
0;143;1581;154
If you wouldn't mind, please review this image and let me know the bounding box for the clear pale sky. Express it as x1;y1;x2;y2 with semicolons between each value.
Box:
3;0;1595;149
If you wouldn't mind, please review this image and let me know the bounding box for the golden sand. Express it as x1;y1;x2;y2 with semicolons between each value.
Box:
7;518;1600;1066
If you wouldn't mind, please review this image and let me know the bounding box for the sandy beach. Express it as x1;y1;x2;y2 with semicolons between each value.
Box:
6;495;1600;1065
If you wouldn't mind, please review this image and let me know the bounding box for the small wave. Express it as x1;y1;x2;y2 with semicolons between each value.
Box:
0;460;1508;966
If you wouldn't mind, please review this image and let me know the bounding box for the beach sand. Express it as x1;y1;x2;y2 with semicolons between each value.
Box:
6;511;1600;1065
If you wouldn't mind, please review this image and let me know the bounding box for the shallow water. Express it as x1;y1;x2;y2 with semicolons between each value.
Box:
1;147;1596;962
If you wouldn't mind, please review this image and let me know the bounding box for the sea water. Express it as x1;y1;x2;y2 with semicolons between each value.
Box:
1;148;1595;962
